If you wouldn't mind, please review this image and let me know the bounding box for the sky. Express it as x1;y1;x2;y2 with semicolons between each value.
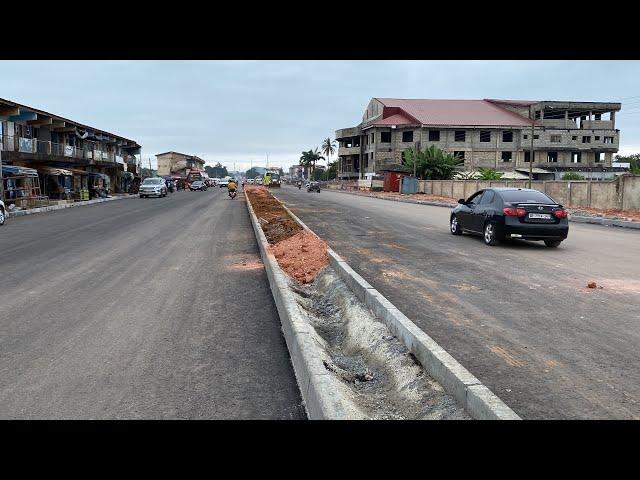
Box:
1;60;639;172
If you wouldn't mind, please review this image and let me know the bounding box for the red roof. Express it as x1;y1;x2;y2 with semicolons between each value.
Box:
373;113;415;126
374;98;536;127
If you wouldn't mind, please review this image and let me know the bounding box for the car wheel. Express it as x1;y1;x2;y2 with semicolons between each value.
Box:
0;207;6;226
544;240;562;248
483;221;499;246
450;215;462;235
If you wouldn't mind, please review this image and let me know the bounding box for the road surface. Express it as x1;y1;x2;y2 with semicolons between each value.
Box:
0;188;304;419
275;185;640;419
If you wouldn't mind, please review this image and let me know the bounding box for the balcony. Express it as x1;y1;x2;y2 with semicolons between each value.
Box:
1;135;132;165
338;145;361;156
335;126;361;139
581;120;614;130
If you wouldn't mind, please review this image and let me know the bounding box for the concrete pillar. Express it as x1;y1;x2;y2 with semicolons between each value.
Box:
565;110;569;128
611;111;616;129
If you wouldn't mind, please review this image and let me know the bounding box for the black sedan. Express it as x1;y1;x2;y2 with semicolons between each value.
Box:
307;181;321;193
450;188;568;247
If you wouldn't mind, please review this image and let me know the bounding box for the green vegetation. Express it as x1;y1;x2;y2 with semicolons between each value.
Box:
477;168;504;180
205;162;228;178
401;145;464;180
614;154;640;174
561;172;585;180
300;148;325;178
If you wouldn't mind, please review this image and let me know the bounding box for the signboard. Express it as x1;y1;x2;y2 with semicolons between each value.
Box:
64;145;74;157
19;137;34;153
612;162;630;168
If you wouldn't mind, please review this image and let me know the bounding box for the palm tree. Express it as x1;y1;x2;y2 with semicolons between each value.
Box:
300;148;325;180
321;137;337;167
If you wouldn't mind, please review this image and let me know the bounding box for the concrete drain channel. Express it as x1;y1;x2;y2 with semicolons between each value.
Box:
245;187;520;420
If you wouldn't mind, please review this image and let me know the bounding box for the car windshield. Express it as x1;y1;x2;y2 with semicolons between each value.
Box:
142;178;162;185
500;190;554;203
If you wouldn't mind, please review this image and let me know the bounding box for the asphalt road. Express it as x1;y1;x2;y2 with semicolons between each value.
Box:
275;185;640;419
0;188;304;419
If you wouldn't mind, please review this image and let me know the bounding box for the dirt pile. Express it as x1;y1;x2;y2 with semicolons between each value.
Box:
246;186;328;284
246;186;302;244
269;230;328;284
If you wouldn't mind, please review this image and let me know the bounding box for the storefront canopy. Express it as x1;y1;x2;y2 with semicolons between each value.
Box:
39;166;74;176
2;165;39;177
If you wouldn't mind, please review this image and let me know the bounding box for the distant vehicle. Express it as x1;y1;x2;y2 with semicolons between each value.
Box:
264;170;281;188
0;199;6;226
307;181;321;193
190;180;207;191
248;178;255;184
305;182;310;188
450;188;569;247
139;178;168;198
218;179;229;188
255;177;264;185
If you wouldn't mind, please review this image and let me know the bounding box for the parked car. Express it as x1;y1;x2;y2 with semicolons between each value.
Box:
218;179;229;188
450;188;569;247
139;178;168;198
190;180;207;191
307;181;321;193
0;199;6;226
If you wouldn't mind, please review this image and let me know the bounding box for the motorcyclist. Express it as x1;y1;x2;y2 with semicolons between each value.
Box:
228;179;237;197
297;180;302;189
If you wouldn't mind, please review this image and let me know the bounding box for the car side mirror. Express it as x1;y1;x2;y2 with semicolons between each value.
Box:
458;199;466;204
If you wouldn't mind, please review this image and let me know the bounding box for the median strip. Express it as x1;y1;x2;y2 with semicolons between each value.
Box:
245;186;519;420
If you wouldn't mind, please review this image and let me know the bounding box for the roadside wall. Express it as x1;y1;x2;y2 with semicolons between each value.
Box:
419;175;639;211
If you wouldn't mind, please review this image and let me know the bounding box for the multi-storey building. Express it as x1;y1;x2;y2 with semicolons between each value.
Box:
336;98;622;180
155;151;205;177
0;97;141;194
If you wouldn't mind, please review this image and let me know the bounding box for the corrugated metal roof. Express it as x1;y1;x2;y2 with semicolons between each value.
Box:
375;98;535;127
372;113;415;126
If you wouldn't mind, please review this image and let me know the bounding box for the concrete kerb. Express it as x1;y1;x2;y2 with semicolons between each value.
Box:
326;188;640;230
7;195;136;218
272;191;520;420
244;191;354;420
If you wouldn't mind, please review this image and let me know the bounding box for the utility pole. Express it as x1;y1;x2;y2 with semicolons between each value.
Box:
529;105;534;189
149;157;152;177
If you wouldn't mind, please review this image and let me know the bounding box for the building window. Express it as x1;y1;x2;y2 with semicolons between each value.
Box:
501;151;513;162
524;151;535;162
604;136;614;144
381;131;391;143
453;151;465;159
595;136;600;141
480;130;491;142
402;131;413;142
454;130;466;142
572;152;581;163
534;135;539;140
547;152;558;163
582;136;591;143
502;131;513;142
595;152;605;163
534;111;541;120
550;135;562;143
523;134;528;139
428;130;440;141
371;133;374;144
572;136;577;140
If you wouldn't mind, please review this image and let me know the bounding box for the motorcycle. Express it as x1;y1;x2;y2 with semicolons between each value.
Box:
229;189;237;199
297;183;302;190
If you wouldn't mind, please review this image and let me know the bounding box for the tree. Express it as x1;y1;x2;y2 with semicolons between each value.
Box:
321;137;337;166
477;168;504;180
205;162;228;178
245;167;262;179
401;145;463;180
300;148;325;179
614;154;640;174
562;172;585;180
324;160;338;180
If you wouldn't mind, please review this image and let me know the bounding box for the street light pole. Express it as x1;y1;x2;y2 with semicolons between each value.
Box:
529;105;534;189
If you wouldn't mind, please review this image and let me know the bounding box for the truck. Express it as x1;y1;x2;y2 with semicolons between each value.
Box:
263;170;281;188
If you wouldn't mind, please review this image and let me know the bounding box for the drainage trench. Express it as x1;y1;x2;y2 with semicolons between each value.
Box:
291;267;469;420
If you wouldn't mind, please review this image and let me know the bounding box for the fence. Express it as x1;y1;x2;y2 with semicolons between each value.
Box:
419;176;640;211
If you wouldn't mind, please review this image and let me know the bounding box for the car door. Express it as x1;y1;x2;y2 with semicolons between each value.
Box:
460;190;484;232
474;189;495;231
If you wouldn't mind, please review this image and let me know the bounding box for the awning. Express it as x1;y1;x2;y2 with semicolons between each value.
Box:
515;167;552;174
2;165;39;177
39;166;74;176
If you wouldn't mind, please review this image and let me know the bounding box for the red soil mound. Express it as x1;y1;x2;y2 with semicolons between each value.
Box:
269;229;328;284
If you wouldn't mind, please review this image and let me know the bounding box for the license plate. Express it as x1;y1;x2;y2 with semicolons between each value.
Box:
528;213;551;219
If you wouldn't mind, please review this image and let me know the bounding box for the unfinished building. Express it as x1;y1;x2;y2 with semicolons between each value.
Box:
156;151;205;177
336;98;622;180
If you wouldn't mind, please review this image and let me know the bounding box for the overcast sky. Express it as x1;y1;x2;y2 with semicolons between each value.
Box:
1;60;639;171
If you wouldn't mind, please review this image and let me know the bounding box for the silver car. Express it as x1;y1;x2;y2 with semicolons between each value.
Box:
0;199;6;226
139;178;168;198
